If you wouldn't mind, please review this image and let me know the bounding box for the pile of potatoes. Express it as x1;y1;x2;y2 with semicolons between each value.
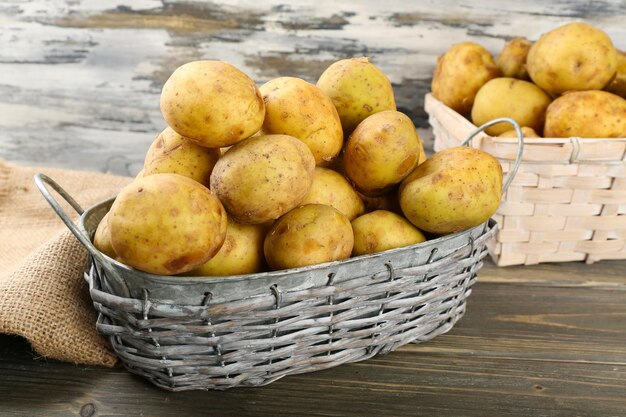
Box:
94;57;503;277
432;21;626;138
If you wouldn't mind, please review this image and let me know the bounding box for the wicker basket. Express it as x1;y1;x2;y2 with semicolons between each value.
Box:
34;123;520;390
425;93;626;266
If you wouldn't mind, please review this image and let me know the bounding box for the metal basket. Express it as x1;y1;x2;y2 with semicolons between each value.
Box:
35;119;523;391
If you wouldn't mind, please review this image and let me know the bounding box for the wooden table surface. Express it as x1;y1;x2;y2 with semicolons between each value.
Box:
1;261;625;417
1;2;625;416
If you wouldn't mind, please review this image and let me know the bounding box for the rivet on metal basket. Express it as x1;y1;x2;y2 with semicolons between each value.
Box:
366;262;397;354
201;291;227;373
267;284;283;376
424;248;439;282
404;247;440;337
326;273;336;356
142;288;174;379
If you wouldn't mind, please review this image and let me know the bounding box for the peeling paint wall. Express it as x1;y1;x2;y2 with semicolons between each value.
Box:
1;1;624;175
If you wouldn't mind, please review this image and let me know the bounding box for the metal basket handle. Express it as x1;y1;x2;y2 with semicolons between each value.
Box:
34;172;98;256
461;117;524;194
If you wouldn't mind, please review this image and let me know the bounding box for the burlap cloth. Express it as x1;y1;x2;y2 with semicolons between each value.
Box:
0;160;132;367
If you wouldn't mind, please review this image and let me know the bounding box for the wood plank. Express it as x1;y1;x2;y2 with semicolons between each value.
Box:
1;281;625;416
1;1;625;175
478;258;626;289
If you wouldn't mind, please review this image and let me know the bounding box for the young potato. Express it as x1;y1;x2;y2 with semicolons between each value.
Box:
498;126;540;138
317;57;396;134
496;37;532;80
108;173;228;275
143;126;221;188
260;77;343;165
527;22;618;95
544;90;626;138
300;167;365;221
431;42;500;116
93;211;117;260
188;217;268;276
471;77;552;136
264;204;353;270
606;50;626;99
351;210;426;256
210;134;316;224
399;147;503;235
160;60;265;148
343;110;421;197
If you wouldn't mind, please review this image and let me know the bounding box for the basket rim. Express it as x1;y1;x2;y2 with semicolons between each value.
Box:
81;196;495;286
424;92;626;145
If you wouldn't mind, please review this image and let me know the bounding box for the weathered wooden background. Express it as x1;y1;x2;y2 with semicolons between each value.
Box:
1;0;625;176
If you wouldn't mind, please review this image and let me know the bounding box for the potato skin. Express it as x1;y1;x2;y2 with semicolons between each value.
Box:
471;77;552;136
260;77;343;165
264;204;353;270
160;60;265;148
399;147;502;235
431;42;500;116
210;134;316;224
300;167;365;221
93;211;117;260
143;126;220;188
344;110;421;197
606;50;626;99
317;57;396;134
543;90;626;138
109;173;228;275
527;22;618;95
498;126;540;138
351;210;426;256
496;37;532;80
188;218;268;276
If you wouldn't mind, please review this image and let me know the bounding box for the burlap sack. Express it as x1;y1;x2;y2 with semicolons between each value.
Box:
0;160;132;367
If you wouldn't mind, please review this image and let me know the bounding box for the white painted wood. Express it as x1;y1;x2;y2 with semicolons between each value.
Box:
1;0;624;175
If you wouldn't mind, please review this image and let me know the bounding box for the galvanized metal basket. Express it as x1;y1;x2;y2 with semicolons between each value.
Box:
35;119;522;391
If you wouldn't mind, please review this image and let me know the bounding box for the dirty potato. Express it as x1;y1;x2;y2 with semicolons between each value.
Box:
264;204;353;270
317;57;396;133
188;217;268;276
210;134;316;224
93;211;117;260
496;37;532;80
544;90;626;138
497;126;540;138
471;77;552;136
351;210;426;256
399;147;503;235
108;173;228;275
527;22;618;95
606;50;626;98
160;60;265;148
300;167;365;221
431;42;500;116
343;110;421;197
143;126;221;188
260;77;343;165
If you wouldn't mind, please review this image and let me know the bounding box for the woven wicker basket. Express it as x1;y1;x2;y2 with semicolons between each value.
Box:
426;93;626;266
34;122;520;390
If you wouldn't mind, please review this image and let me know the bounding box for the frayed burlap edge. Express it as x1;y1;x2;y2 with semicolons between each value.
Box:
0;160;132;367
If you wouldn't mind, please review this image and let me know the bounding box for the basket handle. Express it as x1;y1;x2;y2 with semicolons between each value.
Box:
461;117;524;194
34;173;98;256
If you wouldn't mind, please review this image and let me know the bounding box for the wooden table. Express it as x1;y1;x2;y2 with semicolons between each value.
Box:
1;261;625;416
1;2;625;416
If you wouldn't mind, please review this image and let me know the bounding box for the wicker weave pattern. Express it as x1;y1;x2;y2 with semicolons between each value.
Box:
85;222;494;391
426;93;626;266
